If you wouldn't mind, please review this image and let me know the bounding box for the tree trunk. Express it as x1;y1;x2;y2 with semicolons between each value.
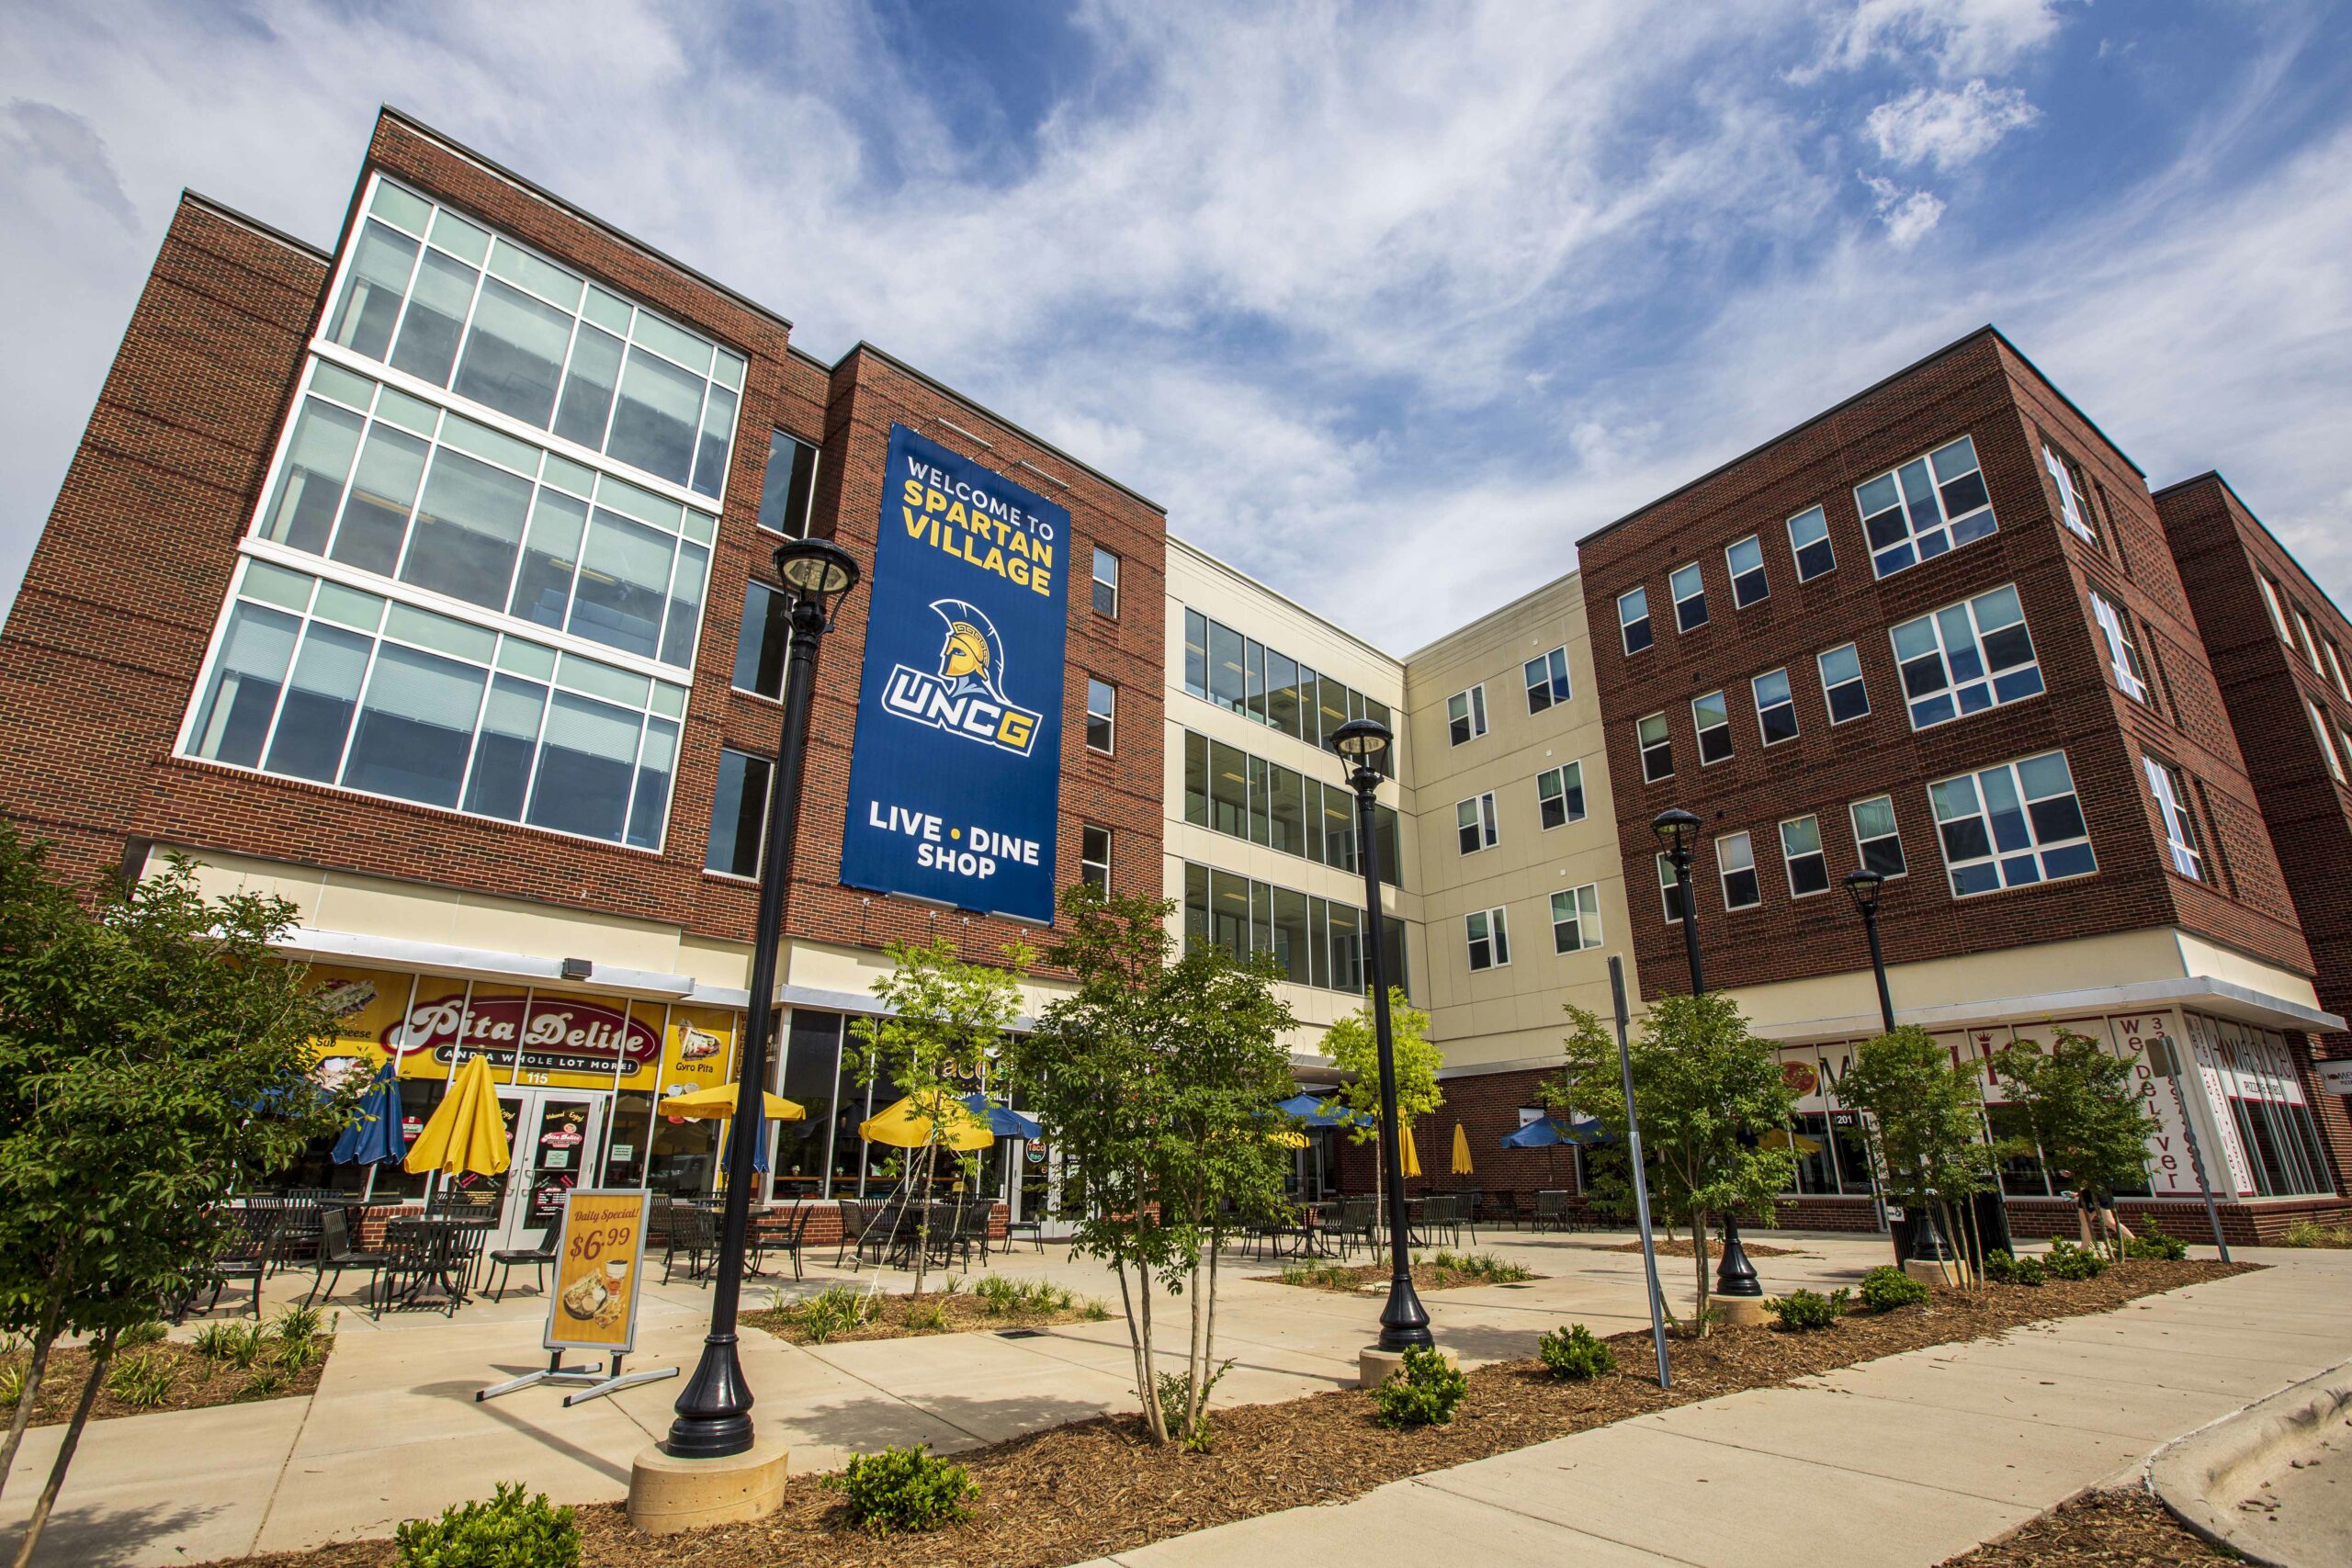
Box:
0;1276;67;1501
10;1327;112;1568
1196;1232;1222;1439
910;1140;935;1299
1183;1241;1207;1446
1113;1259;1159;1443
1690;1208;1713;1336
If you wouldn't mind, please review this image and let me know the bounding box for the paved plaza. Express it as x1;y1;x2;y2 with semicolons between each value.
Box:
4;1232;2347;1566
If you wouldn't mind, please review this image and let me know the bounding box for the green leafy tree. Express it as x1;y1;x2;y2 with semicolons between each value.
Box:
1320;987;1441;1205
1992;1028;2153;1258
1004;885;1295;1447
0;831;354;1564
1838;1027;1997;1282
852;936;1033;1299
1548;993;1796;1335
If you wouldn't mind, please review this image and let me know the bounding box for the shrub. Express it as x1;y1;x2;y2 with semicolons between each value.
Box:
1982;1248;2016;1282
822;1444;978;1536
1079;1297;1112;1322
2123;1221;2188;1262
1154;1359;1231;1451
1430;1250;1535;1284
271;1303;330;1370
1858;1266;1929;1313
194;1321;268;1369
2044;1240;2106;1280
1765;1288;1850;1332
2278;1219;2352;1249
236;1368;288;1402
0;1364;27;1409
2011;1253;2047;1286
794;1284;879;1344
1537;1324;1615;1382
106;1355;176;1409
1374;1346;1468;1427
395;1482;580;1567
974;1274;1021;1314
1278;1261;1355;1290
904;1303;951;1334
118;1320;170;1352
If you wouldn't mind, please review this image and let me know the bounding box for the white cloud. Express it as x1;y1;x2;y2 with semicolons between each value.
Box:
1868;78;2041;170
1800;0;2065;81
1860;172;1948;245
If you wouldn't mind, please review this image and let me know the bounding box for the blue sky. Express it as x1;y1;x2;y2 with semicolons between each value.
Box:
4;1;2348;649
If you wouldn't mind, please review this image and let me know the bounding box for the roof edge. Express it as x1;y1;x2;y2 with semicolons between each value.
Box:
1164;533;1402;668
2152;469;2352;625
179;189;331;263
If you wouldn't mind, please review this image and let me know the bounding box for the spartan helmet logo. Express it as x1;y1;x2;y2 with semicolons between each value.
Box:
930;599;1008;703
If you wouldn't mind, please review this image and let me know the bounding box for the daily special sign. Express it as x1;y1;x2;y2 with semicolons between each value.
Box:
841;424;1069;923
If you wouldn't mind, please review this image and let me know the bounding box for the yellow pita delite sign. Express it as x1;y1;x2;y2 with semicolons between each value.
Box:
544;1189;649;1355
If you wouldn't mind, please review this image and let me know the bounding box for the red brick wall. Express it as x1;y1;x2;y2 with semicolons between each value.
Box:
1575;329;2310;1002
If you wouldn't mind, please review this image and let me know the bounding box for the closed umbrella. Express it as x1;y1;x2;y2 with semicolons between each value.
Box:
862;1090;995;1152
1451;1122;1474;1176
332;1063;407;1167
1400;1123;1421;1180
402;1055;511;1178
960;1094;1043;1140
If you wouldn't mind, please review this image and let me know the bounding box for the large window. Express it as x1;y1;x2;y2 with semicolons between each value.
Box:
2143;756;2205;882
2088;592;2149;703
1928;750;2095;897
1178;729;1397;885
184;558;684;849
1448;685;1488;745
1725;535;1769;607
1551;885;1600;953
326;176;744;499
1855;434;1996;579
1618;587;1653;653
1456;792;1498;854
1669;562;1708;631
258;358;715;670
1638;712;1674;782
1536;761;1585;829
1182;862;1406;997
1717;830;1759;909
1786;505;1835;581
1752;668;1798;746
1890;584;2042;730
1465;908;1510;971
1692;690;1732;764
1780;815;1829;897
706;749;770;877
1080;824;1112;891
1525;648;1572;714
1817;642;1870;724
1176;606;1392;773
1849;795;1906;877
754;430;820;537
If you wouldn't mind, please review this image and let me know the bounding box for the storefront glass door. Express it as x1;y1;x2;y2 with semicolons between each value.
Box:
493;1091;605;1251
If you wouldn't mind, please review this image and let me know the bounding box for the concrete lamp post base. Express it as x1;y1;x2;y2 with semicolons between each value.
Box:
1903;1258;1955;1288
627;1438;790;1535
1358;1343;1455;1390
1714;1298;1772;1329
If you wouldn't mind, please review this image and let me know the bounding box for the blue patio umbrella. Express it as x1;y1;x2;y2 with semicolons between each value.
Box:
331;1063;408;1166
720;1102;772;1175
961;1094;1043;1140
1275;1091;1371;1129
1500;1114;1611;1149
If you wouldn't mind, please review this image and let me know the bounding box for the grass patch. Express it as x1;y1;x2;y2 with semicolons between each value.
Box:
748;1280;1110;1346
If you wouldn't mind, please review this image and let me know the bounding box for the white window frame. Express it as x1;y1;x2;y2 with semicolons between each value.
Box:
1080;822;1113;889
1717;829;1760;910
1786;504;1836;581
1817;642;1870;725
1692;690;1732;765
1850;794;1907;880
1637;711;1673;782
1656;852;1685;924
2296;607;2324;670
1618;586;1653;654
1524;647;1572;714
1752;668;1798;747
2309;700;2344;782
1890;583;2043;731
2325;637;2352;701
1447;684;1489;746
1725;535;1769;608
1091;546;1119;617
2143;757;2203;882
1669;562;1709;631
2089;591;2149;703
1455;792;1499;855
1536;761;1585;829
1085;676;1116;754
1465;907;1511;971
1551;884;1602;953
2259;573;2293;645
1780;814;1829;898
1855;434;1997;580
1928;750;2098;898
2041;443;2097;543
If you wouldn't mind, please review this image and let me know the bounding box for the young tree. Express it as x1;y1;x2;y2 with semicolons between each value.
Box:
1992;1029;2154;1258
1004;885;1295;1447
1838;1027;1996;1282
852;935;1034;1299
1319;987;1441;1206
0;833;353;1564
1549;994;1795;1334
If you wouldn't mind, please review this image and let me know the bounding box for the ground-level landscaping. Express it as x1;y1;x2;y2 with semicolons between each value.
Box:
1600;1237;1804;1258
742;1277;1111;1346
1936;1488;2233;1566
2;1310;332;1427
192;1257;2249;1567
1262;1249;1539;1292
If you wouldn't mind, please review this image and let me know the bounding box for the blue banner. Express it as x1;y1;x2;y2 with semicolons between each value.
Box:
839;424;1069;923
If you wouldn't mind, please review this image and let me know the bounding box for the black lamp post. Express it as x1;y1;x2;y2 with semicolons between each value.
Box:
1842;868;1952;1265
1331;716;1430;1352
1651;807;1759;1299
667;536;860;1460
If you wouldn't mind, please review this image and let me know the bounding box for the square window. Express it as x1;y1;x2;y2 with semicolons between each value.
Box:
1857;434;1996;580
1928;750;2096;897
1466;907;1511;971
1552;884;1601;953
1850;794;1906;878
1780;815;1828;897
1890;583;2043;730
1091;546;1119;616
1525;647;1572;714
1753;668;1798;746
1638;712;1674;782
1817;642;1870;724
1692;690;1732;764
1669;562;1709;631
1537;761;1585;829
1717;830;1760;910
1080;823;1113;890
1618;587;1653;653
1786;505;1835;581
1725;535;1770;607
1448;684;1489;745
1456;792;1499;855
1085;676;1115;753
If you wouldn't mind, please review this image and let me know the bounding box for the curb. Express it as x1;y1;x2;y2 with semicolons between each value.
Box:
2144;1356;2352;1568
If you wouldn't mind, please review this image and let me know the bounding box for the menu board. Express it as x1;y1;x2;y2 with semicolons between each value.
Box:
543;1189;650;1355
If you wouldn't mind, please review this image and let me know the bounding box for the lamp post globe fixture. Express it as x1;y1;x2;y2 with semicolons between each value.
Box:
1329;716;1431;1352
1840;866;1952;1265
666;535;861;1461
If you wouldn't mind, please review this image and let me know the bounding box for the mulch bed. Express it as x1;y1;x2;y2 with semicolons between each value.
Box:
4;1338;330;1427
200;1258;2249;1568
1937;1488;2230;1565
1600;1238;1802;1258
743;1292;1107;1347
1259;1259;1539;1292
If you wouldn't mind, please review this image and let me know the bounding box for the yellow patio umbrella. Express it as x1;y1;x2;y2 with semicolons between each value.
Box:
861;1089;995;1152
1266;1128;1308;1148
402;1055;511;1178
1759;1126;1823;1156
660;1082;805;1122
1400;1122;1422;1179
1451;1122;1475;1176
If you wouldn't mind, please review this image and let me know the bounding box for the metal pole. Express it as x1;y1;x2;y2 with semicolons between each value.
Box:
2157;1034;2232;1264
1354;765;1430;1351
1671;841;1758;1298
1612;958;1670;1390
1860;896;1951;1265
666;584;830;1459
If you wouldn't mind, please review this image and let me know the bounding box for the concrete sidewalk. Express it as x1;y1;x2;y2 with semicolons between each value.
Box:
1099;1249;2352;1568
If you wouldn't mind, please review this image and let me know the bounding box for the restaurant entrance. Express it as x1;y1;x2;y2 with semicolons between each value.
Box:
492;1089;606;1252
